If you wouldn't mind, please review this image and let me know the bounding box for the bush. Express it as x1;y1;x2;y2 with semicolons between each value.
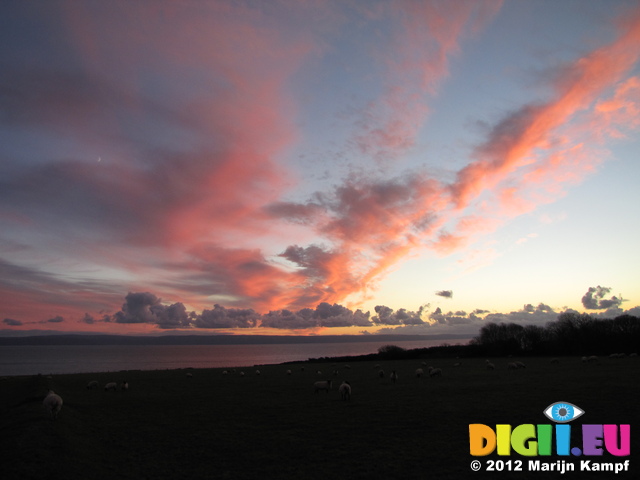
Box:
377;344;407;360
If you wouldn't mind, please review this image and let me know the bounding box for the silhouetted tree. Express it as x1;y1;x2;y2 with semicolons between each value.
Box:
377;344;407;360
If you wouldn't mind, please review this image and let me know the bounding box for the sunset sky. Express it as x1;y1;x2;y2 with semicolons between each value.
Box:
1;0;640;337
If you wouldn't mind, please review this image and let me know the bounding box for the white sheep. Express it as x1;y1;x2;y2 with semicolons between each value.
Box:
239;371;245;377
86;380;99;390
120;381;129;391
104;382;118;391
186;372;193;378
587;355;598;363
485;360;495;370
428;367;442;377
339;381;351;401
286;369;292;375
255;370;261;376
314;379;332;393
222;370;229;375
415;368;424;378
390;370;398;384
514;361;526;369
43;390;63;420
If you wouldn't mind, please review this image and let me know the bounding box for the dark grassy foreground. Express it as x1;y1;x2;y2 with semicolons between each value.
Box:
1;356;638;480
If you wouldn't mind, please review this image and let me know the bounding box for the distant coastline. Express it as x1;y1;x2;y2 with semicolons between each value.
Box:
0;333;472;346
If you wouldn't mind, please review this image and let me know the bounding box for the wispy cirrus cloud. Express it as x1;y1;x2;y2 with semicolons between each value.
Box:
1;2;640;332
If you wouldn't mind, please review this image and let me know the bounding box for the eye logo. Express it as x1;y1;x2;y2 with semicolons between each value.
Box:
543;402;584;423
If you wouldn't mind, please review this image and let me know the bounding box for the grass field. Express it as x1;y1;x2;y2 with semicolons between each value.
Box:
1;355;638;479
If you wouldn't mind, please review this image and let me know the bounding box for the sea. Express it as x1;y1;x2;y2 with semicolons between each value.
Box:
0;338;471;377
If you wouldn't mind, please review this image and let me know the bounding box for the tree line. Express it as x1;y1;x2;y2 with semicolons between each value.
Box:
469;312;640;357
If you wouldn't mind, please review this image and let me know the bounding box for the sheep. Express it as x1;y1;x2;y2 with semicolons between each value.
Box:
587;355;598;363
485;360;495;370
120;381;129;391
255;370;261;376
339;381;351;401
186;372;193;378
239;371;245;377
514;361;526;369
104;382;118;391
314;379;332;394
390;370;398;384
316;370;322;376
415;368;424;378
222;370;229;375
507;362;518;369
86;380;99;390
378;369;385;379
630;353;638;358
332;369;339;377
453;362;461;367
286;369;292;375
428;367;442;377
43;390;63;420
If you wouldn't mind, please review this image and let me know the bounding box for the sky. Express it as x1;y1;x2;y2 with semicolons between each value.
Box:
1;0;640;337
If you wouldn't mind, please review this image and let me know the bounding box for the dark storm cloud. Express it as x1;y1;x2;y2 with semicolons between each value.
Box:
193;304;260;329
108;292;190;328
259;302;372;329
3;318;23;326
435;290;453;298
372;305;425;326
45;315;64;323
581;286;623;310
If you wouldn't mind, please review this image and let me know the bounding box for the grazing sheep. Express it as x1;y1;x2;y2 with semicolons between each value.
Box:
255;370;261;376
428;367;442;377
43;390;63;420
507;362;518;369
630;353;638;358
86;380;99;390
239;371;245;377
104;382;118;391
514;361;526;369
344;364;351;369
314;380;332;394
316;370;322;376
390;370;398;384
120;381;129;391
339;381;351;401
222;370;229;375
415;368;424;378
587;355;598;363
453;362;461;367
186;372;193;378
286;369;292;375
485;360;495;370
